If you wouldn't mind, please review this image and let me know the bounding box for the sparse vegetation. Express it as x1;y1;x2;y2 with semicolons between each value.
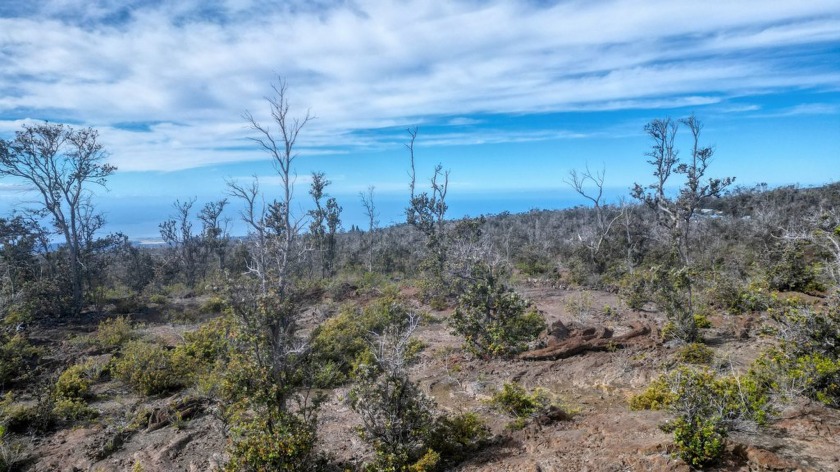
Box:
0;108;837;470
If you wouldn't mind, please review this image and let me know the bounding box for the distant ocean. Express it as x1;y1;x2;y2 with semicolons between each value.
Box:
15;187;630;242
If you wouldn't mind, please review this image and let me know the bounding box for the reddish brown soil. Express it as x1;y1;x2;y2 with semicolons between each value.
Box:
16;286;840;471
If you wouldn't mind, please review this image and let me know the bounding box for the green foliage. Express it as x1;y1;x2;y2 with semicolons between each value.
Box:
629;376;675;411
309;299;423;386
669;415;726;468
710;277;771;314
224;414;317;472
175;317;231;365
756;296;840;407
488;382;552;419
450;266;545;358
52;397;97;422
112;340;189;395
630;366;770;424
618;270;651;310
350;365;436;470
650;265;698;343
426;412;491;469
514;248;554;277
54;363;93;400
93;315;134;349
677;343;714;365
768;241;824;294
0;423;25;472
0;334;38;385
632;365;772;467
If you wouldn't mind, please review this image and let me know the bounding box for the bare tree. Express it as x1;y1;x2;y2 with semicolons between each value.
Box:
230;80;312;294
405;128;450;286
360;185;379;272
0;122;115;314
242;79;312;294
565;164;620;266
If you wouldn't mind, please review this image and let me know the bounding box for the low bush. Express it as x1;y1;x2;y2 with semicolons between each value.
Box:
488;382;552;419
310;299;423;386
93;315;133;349
54;363;93;400
450;265;545;358
631;366;772;467
0;425;26;472
677;343;714;365
667;415;726;469
426;412;491;468
0;334;38;385
755;296;840;407
224;414;318;472
112;340;189;395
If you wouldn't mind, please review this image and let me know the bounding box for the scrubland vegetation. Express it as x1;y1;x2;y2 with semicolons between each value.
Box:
0;84;838;471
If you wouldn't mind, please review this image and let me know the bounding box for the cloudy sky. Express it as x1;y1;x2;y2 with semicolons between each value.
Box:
1;0;839;237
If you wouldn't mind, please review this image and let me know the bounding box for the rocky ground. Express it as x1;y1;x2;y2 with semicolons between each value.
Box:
15;283;840;471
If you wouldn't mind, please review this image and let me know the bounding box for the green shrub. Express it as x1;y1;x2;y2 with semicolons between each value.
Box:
174;317;230;365
669;415;726;468
0;334;38;385
310;299;423;386
94;315;133;349
426;412;491;468
768;241;824;294
0;424;26;472
632;366;772;467
225;414;317;472
488;382;551;419
52;397;97;422
450;266;545;358
677;343;714;365
758;296;840;407
618;271;651;310
629;376;674;411
55;363;93;400
113;340;189;395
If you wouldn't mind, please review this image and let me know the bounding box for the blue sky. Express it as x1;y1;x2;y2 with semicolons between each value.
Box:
0;0;838;238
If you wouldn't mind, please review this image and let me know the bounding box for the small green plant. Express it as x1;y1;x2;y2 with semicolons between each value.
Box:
112;340;189;395
55;363;93;400
754;296;840;407
565;291;595;323
310;299;424;386
488;382;551;418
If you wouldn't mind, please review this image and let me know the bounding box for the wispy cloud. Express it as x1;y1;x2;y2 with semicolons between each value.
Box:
0;0;838;171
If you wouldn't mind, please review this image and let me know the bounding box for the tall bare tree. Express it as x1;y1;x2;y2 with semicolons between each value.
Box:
233;79;312;294
0;122;115;314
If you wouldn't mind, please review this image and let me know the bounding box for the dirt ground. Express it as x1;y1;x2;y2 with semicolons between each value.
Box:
18;284;840;471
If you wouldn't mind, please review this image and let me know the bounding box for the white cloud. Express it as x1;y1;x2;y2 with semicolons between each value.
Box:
0;0;838;171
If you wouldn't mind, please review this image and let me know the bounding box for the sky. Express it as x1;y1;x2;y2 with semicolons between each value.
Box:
0;0;838;239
